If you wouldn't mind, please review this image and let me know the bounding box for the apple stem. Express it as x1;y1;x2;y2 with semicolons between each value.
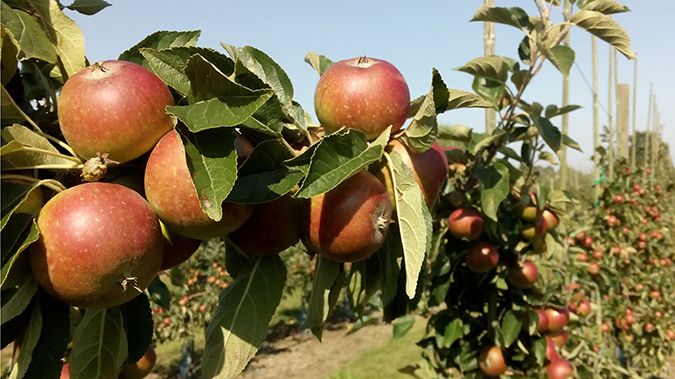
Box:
121;277;143;293
357;55;370;65
90;61;109;73
377;216;394;231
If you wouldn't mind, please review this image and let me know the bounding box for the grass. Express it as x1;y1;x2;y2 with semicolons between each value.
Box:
330;319;425;379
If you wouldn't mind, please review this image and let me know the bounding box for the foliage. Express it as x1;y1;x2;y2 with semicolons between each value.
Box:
1;1;659;379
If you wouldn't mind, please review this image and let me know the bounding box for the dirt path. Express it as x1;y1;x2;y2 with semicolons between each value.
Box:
238;322;392;379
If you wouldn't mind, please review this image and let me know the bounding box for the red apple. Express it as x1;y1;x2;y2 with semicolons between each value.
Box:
144;130;253;240
643;323;655;333
60;363;70;379
542;209;559;231
314;57;410;140
536;308;549;333
29;183;163;308
465;241;499;273
58;60;174;163
388;140;448;208
230;195;302;256
302;170;392;262
478;345;507;377
546;336;560;361
546;358;573;379
613;194;625;204
549;330;570;347
588;263;600;276
576;300;591;317
448;208;484;240
545;308;570;333
507;261;538;289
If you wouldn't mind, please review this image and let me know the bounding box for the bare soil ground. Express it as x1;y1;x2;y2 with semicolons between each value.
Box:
238;322;392;379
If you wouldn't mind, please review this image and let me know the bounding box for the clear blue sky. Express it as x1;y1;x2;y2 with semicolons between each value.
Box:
70;1;674;172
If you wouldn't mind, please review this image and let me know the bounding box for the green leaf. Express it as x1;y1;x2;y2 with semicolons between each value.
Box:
168;96;273;134
140;46;234;98
581;0;630;15
66;0;111;15
563;134;583;152
202;256;286;379
392;315;416;339
147;277;171;309
1;216;39;289
1;182;34;230
533;336;547;365
438;124;472;142
378;225;403;308
180;129;237;221
570;10;635;59
442;318;464;348
223;44;294;107
447;89;493;110
1;84;26;125
304;51;333;76
121;294;153;364
119;30;201;66
471;6;530;29
70;308;128;379
8;299;41;379
404;90;437;152
295;129;387;198
305;256;344;340
501;310;522;348
1;124;81;170
472;76;506;106
23;294;70;379
32;0;86;78
457;56;514;83
1;26;20;85
534;117;562;152
476;162;510;221
387;151;432;299
544;45;575;75
1;275;37;325
227;140;303;203
539;151;558;165
0;3;56;64
545;104;581;118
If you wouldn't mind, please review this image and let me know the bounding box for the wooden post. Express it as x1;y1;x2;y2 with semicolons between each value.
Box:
558;0;571;190
607;47;615;180
630;57;638;168
616;84;630;159
652;103;660;174
484;0;496;134
644;84;653;178
592;36;600;200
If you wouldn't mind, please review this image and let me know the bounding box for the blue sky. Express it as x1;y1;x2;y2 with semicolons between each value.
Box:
70;1;674;172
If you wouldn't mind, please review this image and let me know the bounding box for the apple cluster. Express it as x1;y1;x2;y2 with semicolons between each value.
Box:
29;56;452;313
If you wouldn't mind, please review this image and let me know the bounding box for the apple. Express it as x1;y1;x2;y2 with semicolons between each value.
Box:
465;241;499;273
58;60;174;163
60;363;70;379
643;323;655;333
588;263;600;276
144;130;254;240
519;206;538;222
230;195;302;256
549;330;570;347
29;183;163;308
542;209;559;231
478;345;507;377
545;307;569;333
546;336;560;361
448;208;484;240
507;261;538;289
536;308;549;333
314;56;410;140
613;194;625;204
575;300;591;317
302;170;392;262
388;139;448;208
546;358;574;379
120;346;157;379
522;217;548;241
577;253;588;262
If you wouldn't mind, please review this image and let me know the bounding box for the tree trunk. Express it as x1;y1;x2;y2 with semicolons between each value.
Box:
616;84;630;160
592;37;600;201
559;0;571;190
